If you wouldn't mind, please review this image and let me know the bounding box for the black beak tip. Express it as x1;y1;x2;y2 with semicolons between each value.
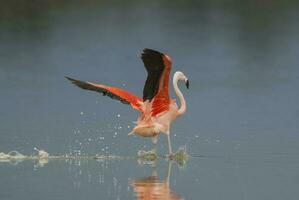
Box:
186;79;190;89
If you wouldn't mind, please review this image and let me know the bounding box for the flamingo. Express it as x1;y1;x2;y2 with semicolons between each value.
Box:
66;48;189;155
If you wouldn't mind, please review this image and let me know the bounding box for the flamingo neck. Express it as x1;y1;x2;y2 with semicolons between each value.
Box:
173;73;186;115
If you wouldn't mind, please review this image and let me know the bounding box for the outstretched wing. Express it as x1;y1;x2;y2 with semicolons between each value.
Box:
65;77;143;111
141;48;172;116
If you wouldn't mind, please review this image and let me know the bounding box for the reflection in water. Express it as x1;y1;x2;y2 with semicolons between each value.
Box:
131;162;183;200
35;158;49;168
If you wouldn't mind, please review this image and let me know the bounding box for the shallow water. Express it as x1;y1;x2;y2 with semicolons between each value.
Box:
1;1;299;199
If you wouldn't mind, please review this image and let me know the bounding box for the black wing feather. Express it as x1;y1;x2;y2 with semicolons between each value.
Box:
65;76;129;104
141;48;165;101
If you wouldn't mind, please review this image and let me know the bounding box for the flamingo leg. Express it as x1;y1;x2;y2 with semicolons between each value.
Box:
167;134;173;156
151;135;158;154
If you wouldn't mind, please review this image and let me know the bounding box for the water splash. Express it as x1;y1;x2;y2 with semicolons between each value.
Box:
137;146;189;165
34;147;49;159
137;150;157;165
171;146;189;166
0;151;26;161
0;147;189;166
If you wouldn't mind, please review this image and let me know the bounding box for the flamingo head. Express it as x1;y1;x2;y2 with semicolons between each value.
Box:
174;71;189;89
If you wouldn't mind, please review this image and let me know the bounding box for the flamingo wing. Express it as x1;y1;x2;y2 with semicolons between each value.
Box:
65;77;143;111
141;48;172;116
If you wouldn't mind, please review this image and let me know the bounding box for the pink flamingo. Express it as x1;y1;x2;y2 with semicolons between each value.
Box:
66;48;189;155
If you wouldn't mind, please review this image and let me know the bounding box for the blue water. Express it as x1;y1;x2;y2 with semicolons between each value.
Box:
1;1;299;199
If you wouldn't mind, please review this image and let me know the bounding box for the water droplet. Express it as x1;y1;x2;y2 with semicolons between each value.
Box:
80;112;84;115
117;114;120;118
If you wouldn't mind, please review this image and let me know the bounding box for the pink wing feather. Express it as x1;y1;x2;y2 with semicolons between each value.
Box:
65;77;143;112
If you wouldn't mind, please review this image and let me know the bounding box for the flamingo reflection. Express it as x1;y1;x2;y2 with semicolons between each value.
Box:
130;162;183;200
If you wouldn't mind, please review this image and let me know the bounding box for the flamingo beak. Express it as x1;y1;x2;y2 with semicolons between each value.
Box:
186;79;190;89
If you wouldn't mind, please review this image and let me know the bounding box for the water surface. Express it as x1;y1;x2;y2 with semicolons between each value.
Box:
1;1;299;199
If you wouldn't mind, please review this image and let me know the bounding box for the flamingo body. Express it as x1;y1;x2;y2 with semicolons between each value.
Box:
130;99;179;137
66;48;189;155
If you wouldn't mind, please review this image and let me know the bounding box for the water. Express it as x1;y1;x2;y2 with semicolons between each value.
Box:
1;1;299;199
